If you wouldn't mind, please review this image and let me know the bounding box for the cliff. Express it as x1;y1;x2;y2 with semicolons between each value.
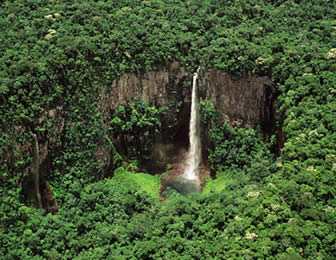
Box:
100;62;275;132
6;62;275;201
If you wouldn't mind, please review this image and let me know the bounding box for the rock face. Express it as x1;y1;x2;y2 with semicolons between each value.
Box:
99;62;190;121
98;61;192;145
100;62;276;132
200;70;275;130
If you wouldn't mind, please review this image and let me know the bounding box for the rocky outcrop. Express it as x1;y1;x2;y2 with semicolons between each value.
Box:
37;106;65;165
3;107;65;211
277;128;286;154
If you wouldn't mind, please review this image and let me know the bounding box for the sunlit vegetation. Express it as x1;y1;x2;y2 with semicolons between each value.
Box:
1;0;335;258
113;167;161;201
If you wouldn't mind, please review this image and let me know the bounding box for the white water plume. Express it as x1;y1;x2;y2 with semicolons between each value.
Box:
184;67;201;181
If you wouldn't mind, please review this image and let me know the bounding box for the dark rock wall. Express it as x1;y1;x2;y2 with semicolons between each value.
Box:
201;70;275;130
100;63;276;133
98;62;192;144
98;62;190;121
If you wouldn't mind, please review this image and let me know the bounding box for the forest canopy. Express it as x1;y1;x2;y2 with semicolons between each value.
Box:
0;0;335;259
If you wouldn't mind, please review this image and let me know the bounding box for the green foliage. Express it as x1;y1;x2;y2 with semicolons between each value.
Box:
109;98;164;160
0;0;335;259
113;167;161;201
208;122;274;182
201;174;226;195
1;177;154;258
200;99;274;182
199;99;219;126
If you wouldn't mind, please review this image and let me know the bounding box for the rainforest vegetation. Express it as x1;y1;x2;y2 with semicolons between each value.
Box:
1;0;335;259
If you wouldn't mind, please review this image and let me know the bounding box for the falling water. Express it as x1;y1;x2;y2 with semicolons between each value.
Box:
184;68;201;181
32;134;42;208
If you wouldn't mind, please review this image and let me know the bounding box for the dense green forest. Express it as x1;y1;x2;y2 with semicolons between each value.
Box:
1;0;335;259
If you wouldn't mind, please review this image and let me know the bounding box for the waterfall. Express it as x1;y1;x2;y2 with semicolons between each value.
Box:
184;68;201;181
32;134;42;208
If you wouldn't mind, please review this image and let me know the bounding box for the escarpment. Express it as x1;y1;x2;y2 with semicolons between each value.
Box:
99;62;276;132
201;70;276;131
6;62;276;209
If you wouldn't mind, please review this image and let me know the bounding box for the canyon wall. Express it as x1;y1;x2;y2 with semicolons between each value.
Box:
6;62;276;198
98;62;190;123
201;70;275;130
99;62;276;132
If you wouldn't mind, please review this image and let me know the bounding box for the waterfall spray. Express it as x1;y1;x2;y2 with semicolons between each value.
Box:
184;67;201;181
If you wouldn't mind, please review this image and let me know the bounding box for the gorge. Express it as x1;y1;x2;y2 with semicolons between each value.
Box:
96;62;276;174
13;62;277;203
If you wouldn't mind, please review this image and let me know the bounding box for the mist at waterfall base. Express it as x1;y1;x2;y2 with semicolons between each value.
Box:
164;69;201;196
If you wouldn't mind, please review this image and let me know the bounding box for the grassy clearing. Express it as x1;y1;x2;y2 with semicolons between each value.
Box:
113;167;161;201
202;174;226;196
